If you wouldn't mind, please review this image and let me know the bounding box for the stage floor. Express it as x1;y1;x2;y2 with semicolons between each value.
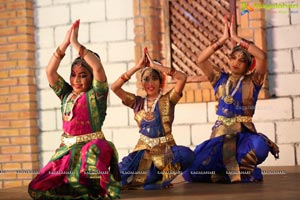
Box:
0;166;299;200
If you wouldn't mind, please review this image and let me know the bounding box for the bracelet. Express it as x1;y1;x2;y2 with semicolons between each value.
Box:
124;72;130;80
120;73;130;82
239;38;250;50
54;47;65;59
79;45;89;58
53;53;61;59
212;40;223;51
167;67;176;76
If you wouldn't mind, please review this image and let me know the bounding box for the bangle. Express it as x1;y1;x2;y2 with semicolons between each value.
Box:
167;67;176;76
239;38;250;50
54;47;65;59
120;73;130;82
124;72;130;80
53;53;60;59
79;45;88;58
212;40;223;51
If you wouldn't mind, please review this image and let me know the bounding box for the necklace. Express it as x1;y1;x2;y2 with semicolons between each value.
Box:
62;91;84;121
143;93;162;121
223;75;244;104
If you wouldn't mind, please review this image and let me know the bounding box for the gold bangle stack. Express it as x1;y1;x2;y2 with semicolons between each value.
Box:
120;72;130;82
53;47;65;59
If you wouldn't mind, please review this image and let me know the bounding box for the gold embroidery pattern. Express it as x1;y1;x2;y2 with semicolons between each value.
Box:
85;144;100;179
61;131;105;146
134;110;146;126
222;133;241;183
242;75;255;116
133;134;176;152
67;145;83;189
139;134;175;149
217;115;252;127
50;75;65;95
240;149;258;172
87;90;100;131
169;88;181;104
122;92;136;108
131;151;152;186
158;95;171;135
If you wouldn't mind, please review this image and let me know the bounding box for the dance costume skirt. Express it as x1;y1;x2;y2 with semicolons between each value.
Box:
119;145;194;189
183;132;272;183
28;139;120;200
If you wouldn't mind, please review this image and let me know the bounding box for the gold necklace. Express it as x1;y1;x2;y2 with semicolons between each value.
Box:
62;92;84;121
223;76;244;104
143;93;162;121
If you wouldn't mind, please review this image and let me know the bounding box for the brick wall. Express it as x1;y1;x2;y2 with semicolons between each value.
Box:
0;0;39;189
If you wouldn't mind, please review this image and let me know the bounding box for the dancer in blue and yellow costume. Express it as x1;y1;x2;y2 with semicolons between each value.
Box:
111;48;194;189
183;15;279;183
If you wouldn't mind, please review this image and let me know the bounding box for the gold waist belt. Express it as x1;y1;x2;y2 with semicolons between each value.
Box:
61;131;105;146
139;134;174;148
217;115;252;126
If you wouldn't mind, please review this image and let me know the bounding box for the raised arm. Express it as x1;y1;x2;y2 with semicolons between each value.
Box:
229;15;267;76
46;25;72;86
145;49;187;94
70;20;107;82
110;50;147;101
197;16;229;82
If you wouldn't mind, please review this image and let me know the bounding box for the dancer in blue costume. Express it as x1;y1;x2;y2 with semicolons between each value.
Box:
182;15;279;183
111;48;194;189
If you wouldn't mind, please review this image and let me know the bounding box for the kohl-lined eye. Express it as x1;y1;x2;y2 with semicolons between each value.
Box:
238;58;247;63
229;55;235;60
78;74;88;78
143;76;159;82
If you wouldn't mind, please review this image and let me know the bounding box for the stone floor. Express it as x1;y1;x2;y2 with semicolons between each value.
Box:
0;166;299;200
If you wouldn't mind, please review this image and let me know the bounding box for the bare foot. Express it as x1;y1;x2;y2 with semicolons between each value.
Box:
164;183;173;189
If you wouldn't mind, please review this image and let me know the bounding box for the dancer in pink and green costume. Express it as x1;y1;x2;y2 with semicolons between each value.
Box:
28;20;120;199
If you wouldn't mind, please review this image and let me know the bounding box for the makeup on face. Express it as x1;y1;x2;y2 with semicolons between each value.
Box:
230;51;247;65
141;68;162;83
230;46;253;69
142;74;160;83
229;51;247;63
70;65;92;93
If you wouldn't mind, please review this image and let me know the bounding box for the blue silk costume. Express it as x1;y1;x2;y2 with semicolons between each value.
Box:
119;88;194;189
183;71;279;183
